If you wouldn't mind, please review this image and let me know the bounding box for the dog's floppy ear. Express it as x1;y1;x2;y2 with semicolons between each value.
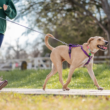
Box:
87;37;94;44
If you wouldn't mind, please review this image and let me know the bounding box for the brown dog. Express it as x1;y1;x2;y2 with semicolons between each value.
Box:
43;34;108;90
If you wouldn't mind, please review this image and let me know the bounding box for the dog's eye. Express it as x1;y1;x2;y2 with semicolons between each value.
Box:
98;39;101;41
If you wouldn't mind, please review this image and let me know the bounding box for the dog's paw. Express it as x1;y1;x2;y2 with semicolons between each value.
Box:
43;85;46;91
62;88;66;91
62;86;70;91
98;87;103;90
66;87;70;91
62;85;66;91
43;88;45;91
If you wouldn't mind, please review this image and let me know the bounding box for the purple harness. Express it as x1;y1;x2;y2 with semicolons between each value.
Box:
68;44;92;66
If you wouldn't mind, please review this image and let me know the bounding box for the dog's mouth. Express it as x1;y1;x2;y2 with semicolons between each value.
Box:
97;45;107;51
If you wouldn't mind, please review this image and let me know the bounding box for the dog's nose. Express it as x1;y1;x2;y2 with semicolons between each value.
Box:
105;41;108;45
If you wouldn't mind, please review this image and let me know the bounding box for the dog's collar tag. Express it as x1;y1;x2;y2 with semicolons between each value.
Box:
89;53;91;56
87;46;94;56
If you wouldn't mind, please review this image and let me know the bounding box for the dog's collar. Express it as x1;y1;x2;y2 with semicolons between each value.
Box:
87;46;95;56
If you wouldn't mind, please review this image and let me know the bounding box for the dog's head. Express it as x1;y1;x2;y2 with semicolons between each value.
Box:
87;36;108;51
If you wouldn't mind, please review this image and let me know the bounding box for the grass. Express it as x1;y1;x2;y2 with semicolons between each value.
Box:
0;93;110;110
0;64;110;89
0;64;110;110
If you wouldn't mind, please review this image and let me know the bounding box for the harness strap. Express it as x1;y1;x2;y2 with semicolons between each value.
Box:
84;56;92;66
69;44;80;58
68;44;92;66
80;46;89;57
69;44;72;58
80;45;92;66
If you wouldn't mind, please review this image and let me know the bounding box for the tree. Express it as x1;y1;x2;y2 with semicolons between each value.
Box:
5;36;41;59
5;38;28;59
29;42;41;58
67;0;110;53
14;0;110;54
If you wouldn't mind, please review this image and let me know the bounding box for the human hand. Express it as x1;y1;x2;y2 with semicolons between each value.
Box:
3;4;8;11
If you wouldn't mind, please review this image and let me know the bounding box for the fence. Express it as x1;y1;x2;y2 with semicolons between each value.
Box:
0;57;51;71
94;56;110;64
0;56;110;71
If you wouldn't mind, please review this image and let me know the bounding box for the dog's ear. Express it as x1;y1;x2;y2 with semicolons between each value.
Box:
87;37;94;44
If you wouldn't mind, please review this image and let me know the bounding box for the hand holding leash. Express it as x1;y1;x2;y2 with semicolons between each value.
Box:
3;4;8;11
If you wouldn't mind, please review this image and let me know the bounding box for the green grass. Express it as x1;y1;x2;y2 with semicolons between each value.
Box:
0;64;110;89
0;93;110;110
0;64;110;110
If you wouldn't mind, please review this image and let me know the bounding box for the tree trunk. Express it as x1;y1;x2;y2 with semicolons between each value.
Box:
100;0;110;55
16;51;20;59
107;21;110;55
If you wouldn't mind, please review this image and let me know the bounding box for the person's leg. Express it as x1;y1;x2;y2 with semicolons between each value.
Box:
0;33;4;47
0;33;8;90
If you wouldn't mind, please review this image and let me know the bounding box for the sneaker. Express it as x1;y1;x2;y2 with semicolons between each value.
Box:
0;80;8;90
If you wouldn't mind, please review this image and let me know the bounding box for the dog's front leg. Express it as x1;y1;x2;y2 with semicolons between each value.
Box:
63;65;75;91
86;63;103;90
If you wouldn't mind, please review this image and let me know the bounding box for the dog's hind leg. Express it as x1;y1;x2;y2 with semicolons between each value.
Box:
63;65;75;90
57;62;64;86
55;59;70;90
54;58;70;90
43;64;57;90
53;59;71;91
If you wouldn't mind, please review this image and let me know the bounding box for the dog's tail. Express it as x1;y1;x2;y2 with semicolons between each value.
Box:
45;34;55;51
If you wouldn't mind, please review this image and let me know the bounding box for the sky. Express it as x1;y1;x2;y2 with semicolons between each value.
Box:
0;19;42;59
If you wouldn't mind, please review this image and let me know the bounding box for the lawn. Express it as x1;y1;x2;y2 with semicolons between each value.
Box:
0;64;110;110
0;64;110;89
0;93;110;110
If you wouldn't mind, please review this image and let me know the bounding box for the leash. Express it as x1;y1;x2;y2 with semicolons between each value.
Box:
0;17;92;65
0;17;68;45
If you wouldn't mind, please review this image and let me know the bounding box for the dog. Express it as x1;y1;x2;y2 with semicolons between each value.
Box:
43;34;108;91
